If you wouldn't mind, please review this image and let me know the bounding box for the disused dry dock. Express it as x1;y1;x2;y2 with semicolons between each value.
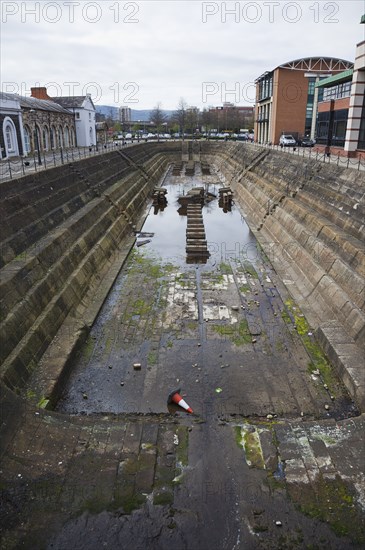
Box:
1;142;364;549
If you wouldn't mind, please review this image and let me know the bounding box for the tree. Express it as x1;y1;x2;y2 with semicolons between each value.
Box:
150;103;167;141
173;98;188;139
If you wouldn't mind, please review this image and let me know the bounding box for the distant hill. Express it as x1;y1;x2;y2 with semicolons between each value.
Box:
95;106;174;122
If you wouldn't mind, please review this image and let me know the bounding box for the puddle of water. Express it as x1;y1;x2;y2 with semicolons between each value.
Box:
140;177;257;270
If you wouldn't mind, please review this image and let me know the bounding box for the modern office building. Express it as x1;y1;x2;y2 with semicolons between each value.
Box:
344;18;365;157
254;57;353;145
315;71;353;150
312;15;364;158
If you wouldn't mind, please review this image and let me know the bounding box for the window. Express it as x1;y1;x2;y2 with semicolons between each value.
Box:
3;117;18;156
58;126;63;147
5;125;14;151
24;126;31;153
50;126;56;149
316;109;348;146
42;126;49;150
75;112;80;119
323;81;352;101
64;127;70;147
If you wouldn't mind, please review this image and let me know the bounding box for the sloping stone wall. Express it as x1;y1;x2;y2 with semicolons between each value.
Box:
204;142;364;408
0;142;181;394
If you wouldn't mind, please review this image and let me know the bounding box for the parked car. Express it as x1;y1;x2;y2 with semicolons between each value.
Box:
124;133;132;140
298;137;316;147
279;134;296;146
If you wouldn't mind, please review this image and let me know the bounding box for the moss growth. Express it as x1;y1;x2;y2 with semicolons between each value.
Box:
82;336;95;362
289;475;364;544
37;397;50;409
219;262;232;274
131;298;151;316
265;472;286;492
243;431;265;469
147;351;158;365
154;491;173;506
26;389;37;399
239;284;250;293
234;425;265;469
284;300;335;388
212;320;251;346
243;261;259;279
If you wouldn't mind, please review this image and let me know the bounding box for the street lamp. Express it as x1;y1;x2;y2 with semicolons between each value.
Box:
29;109;42;165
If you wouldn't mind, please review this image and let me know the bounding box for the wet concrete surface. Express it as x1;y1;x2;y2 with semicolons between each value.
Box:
1;162;364;549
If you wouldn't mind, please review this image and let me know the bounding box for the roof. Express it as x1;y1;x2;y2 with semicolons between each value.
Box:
0;92;72;114
277;57;353;72
315;69;354;88
52;96;96;110
255;57;353;83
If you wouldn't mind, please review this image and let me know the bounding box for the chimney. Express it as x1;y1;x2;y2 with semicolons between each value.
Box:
31;87;52;100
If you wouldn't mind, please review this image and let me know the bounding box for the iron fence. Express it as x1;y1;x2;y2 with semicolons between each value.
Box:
248;142;365;171
0;141;135;181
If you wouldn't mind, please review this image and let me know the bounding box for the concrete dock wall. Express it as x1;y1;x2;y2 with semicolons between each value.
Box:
204;142;364;408
0;142;181;395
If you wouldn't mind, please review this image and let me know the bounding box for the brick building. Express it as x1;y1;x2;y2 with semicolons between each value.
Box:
254;57;353;145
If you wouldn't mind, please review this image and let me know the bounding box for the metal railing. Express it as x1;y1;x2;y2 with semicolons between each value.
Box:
247;142;365;171
0;140;140;181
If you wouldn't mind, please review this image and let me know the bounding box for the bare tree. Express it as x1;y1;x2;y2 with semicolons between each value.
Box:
173;97;188;139
150;103;167;141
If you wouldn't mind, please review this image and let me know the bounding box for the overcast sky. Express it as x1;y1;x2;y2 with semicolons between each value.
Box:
1;0;364;110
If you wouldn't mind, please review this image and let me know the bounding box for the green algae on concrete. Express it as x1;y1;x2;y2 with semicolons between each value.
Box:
243;261;259;279
288;475;365;544
212;320;251;346
282;299;337;388
234;425;265;469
